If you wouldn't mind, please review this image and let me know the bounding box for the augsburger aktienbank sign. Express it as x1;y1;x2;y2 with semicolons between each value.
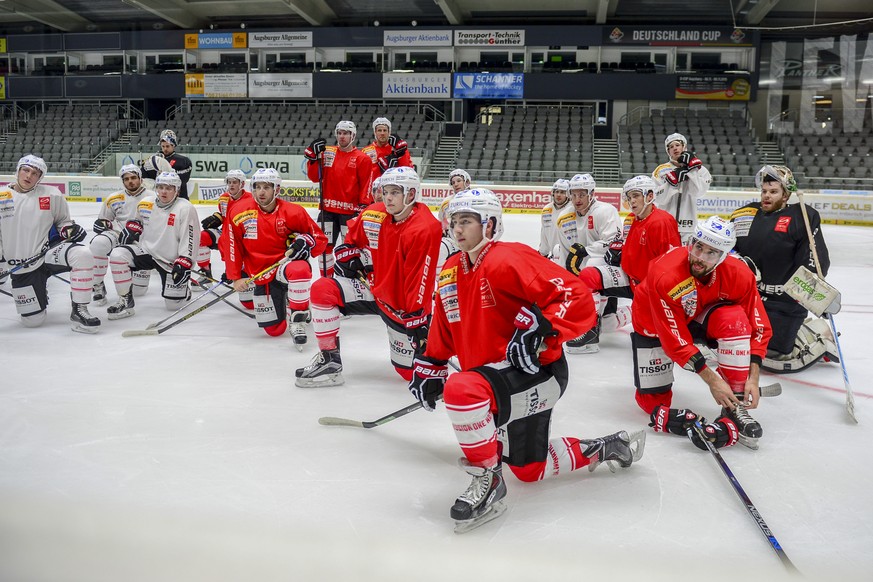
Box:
383;30;453;46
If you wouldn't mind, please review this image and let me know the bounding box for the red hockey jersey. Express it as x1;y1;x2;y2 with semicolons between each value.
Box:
362;141;414;182
306;146;373;215
621;207;681;288
217;190;251;262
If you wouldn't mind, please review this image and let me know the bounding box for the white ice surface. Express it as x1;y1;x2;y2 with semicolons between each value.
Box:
1;203;871;582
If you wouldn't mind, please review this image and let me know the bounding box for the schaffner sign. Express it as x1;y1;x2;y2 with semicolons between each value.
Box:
383;73;450;98
248;31;313;48
454;29;524;46
384;30;452;47
604;26;754;47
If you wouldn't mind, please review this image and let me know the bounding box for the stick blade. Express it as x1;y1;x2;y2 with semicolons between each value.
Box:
318;416;366;428
847;391;859;423
121;329;160;337
760;382;782;397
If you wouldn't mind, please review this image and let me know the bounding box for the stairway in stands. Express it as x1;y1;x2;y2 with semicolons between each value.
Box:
756;141;785;166
425;135;462;182
593;139;621;186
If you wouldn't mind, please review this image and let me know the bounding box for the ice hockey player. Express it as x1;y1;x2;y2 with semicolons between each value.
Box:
434;170;472;276
448;168;471;195
560;173;623;353
305;120;373;276
195;169;251;289
0;155;100;333
730;165;836;373
408;188;645;533
89;164;155;306
363;117;413;182
538;178;570;259
106;171;199;319
226;168;327;347
140;129;193;199
296;167;441;387
652;132;712;243
631;216;772;450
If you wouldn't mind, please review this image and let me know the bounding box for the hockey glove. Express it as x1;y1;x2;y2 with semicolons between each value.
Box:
506;305;556;374
60;223;87;243
388;134;408;157
735;254;762;283
408;355;448;412
650;406;705;436
664;168;689;186
605;239;623;267
119;220;143;245
201;212;222;231
334;244;371;278
565;243;589;276
304;138;326;162
93;218;114;234
677;151;693;166
171;256;193;285
687;417;739;451
401;309;430;354
377;154;399;172
285;233;316;261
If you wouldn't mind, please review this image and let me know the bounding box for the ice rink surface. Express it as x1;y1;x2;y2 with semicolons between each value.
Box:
1;202;871;582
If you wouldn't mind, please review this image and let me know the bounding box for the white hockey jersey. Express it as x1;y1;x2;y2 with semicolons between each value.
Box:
0;183;74;274
652;161;712;242
97;188;155;230
538;201;570;257
137;195;200;269
554;199;622;268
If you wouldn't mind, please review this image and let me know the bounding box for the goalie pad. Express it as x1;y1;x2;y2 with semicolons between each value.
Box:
783;265;841;317
762;318;838;374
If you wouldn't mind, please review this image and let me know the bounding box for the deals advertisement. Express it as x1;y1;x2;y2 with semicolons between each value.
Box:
676;74;751;101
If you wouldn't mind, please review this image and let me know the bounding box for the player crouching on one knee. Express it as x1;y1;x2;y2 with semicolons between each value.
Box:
224;168;327;345
106;171;199;319
407;189;645;533
0;155;100;333
631;216;773;450
295;167;442;388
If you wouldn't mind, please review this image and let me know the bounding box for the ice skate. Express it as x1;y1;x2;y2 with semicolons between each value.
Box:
451;460;507;534
289;310;310;351
583;430;646;473
565;317;601;354
70;302;101;334
722;402;762;450
192;266;213;290
91;281;108;306
295;348;343;387
107;290;135;320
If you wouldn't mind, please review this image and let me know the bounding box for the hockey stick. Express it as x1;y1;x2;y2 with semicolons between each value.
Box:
123;260;282;337
796;190;857;423
318;401;425;429
0;287;11;298
687;421;799;573
191;269;255;319
143;278;226;330
317;156;328;277
1;240;53;278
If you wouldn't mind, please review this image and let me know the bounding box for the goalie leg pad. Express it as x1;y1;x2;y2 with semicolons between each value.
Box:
762;318;833;373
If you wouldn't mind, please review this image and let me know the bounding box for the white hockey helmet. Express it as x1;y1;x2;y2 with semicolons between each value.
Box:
371;176;383;201
449;168;471;186
569;173;596;196
335;120;357;144
17;154;47;177
159;129;178;146
689;215;736;267
225;169;247;185
664;132;687;153
755;165;797;196
155;171;182;191
251;167;282;189
380;166;420;215
447;188;504;242
119;163;142;179
552;178;570;194
372;117;391;133
622;175;658;199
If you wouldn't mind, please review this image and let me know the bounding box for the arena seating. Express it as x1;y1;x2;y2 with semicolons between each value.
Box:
453;105;594;184
780;131;873;190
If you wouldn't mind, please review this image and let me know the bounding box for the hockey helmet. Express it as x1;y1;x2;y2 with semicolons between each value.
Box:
447;188;504;242
17;154;47;177
689;216;736;268
664;132;687;153
119;163;142;179
335;120;357;144
755;165;797;196
552;178;570;194
380;167;420;215
622;175;658;199
159;129;178;146
155;171;182;191
449;168;471;189
251;167;282;188
372;117;391;133
225;169;247;186
569;173;596;196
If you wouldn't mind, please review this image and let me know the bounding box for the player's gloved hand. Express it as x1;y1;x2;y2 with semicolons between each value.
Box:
304;138;326;162
735;254;762;283
506;304;556;374
388;134;408;157
60;223;87;243
334;244;372;278
686;155;702;170
650;406;705;436
119;220;143;245
605;239;623;267
201;212;222;230
686;417;739;451
565;243;589;275
664;168;689;186
408;355;448;412
285;233;315;261
171;256;193;285
93;218;114;234
377;154;399;172
677;151;693;166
